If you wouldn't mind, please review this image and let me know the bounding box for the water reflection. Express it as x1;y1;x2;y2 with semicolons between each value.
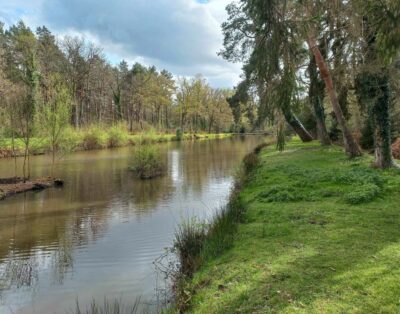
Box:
0;136;265;313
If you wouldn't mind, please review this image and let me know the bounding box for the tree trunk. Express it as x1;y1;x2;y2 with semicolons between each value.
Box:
282;107;313;142
307;37;362;157
308;55;331;145
371;74;395;168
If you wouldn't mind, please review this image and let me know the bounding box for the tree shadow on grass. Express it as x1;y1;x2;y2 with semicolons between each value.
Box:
202;200;400;314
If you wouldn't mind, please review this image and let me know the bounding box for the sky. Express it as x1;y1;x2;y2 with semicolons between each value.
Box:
0;0;242;88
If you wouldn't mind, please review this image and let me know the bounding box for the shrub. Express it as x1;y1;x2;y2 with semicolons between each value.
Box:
59;127;81;153
107;124;129;148
243;152;260;173
344;183;381;205
82;126;107;150
130;145;165;179
258;185;301;202
139;128;158;144
253;142;269;154
175;128;183;141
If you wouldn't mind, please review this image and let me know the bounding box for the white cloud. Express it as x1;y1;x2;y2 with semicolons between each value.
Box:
0;0;242;87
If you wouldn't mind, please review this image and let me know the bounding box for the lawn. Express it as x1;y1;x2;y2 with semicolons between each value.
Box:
186;139;400;313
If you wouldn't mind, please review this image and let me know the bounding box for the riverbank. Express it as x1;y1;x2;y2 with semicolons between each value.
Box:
0;126;233;158
0;177;62;201
177;139;400;313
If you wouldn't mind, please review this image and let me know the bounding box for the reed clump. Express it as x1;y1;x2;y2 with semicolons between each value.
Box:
130;145;165;179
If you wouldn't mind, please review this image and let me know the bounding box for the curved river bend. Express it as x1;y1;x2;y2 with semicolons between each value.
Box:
0;136;265;313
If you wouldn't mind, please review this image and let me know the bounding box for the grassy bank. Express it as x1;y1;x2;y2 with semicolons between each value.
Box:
0;126;233;158
176;139;400;313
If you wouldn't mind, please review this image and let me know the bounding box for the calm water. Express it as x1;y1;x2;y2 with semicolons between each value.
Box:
0;136;265;314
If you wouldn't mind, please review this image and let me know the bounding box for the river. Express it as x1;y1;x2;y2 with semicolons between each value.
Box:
0;136;265;313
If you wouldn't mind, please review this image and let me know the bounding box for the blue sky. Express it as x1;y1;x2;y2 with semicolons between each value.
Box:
0;0;242;87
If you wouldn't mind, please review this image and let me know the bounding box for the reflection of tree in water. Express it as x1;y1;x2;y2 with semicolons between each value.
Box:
0;137;266;301
1;254;39;290
0;201;112;290
178;137;263;197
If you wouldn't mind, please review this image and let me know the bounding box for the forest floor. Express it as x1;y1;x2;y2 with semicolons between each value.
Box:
184;139;400;313
0;177;61;201
0;130;233;158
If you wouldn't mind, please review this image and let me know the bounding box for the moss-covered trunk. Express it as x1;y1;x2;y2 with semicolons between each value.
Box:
356;71;394;168
308;54;331;145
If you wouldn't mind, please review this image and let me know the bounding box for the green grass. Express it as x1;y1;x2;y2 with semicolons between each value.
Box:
182;139;400;313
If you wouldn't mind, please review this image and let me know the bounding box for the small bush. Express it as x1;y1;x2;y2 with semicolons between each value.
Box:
82;126;107;150
138;128;158;145
259;185;301;202
175;128;183;141
253;142;269;155
107;124;129;148
59;127;82;153
344;183;381;205
243;152;260;173
130;145;165;179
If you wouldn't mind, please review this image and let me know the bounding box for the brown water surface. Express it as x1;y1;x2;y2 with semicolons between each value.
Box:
0;136;265;313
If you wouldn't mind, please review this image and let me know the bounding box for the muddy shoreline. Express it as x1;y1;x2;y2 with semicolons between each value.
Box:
0;177;63;201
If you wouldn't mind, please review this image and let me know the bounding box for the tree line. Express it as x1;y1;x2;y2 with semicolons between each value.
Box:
222;0;400;168
0;21;235;178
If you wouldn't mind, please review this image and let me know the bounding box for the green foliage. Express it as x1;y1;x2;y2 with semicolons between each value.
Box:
82;126;107;150
130;145;165;179
242;152;260;173
107;124;129;148
175;128;183;141
360;116;375;150
59;127;81;153
259;185;299;202
344;183;381;205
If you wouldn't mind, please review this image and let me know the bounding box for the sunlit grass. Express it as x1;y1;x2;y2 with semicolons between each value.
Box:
181;138;400;313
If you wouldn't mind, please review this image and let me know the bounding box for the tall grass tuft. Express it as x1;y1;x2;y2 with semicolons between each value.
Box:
73;297;141;314
173;218;207;277
130;145;165;179
242;152;260;173
170;142;263;311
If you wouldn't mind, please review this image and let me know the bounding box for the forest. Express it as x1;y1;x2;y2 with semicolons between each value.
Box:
0;21;236;178
222;0;400;168
170;0;400;313
1;0;400;313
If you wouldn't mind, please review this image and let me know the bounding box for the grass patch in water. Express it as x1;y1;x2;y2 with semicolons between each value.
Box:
130;145;165;179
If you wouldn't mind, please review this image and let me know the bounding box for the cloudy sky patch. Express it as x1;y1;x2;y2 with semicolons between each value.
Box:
0;0;241;87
